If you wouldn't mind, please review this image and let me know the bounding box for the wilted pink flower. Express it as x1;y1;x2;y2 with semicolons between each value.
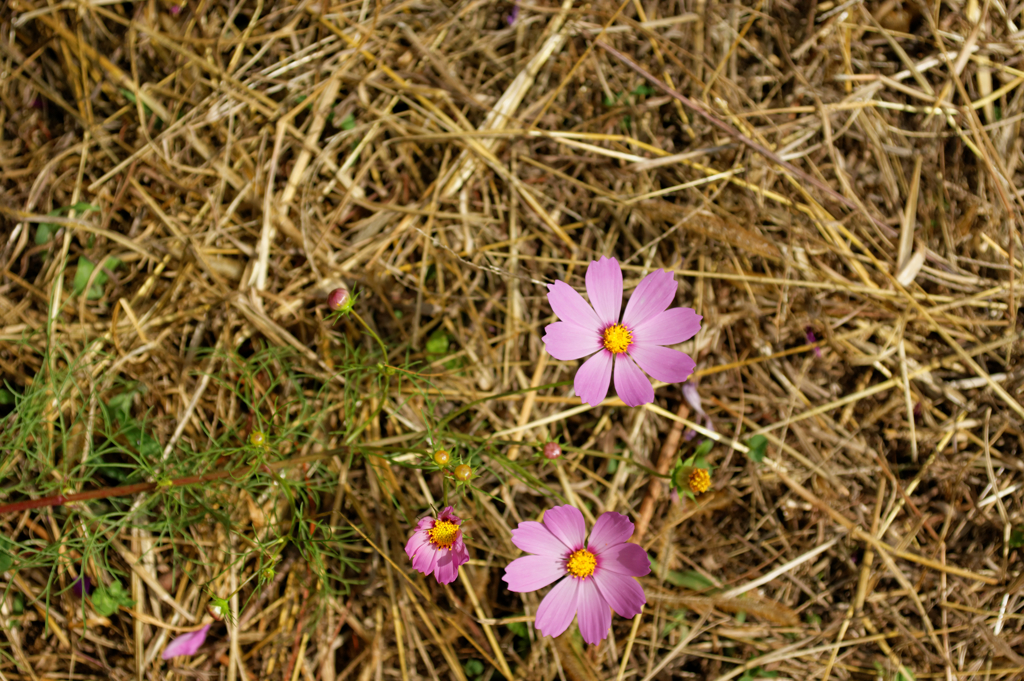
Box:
681;380;714;439
806;327;822;358
502;505;649;645
169;4;182;15
542;257;701;407
405;506;469;584
327;287;350;311
543;441;562;459
72;575;93;597
162;623;211;659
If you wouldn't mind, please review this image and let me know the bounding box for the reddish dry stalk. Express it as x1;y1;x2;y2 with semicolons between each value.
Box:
0;452;335;515
633;402;689;544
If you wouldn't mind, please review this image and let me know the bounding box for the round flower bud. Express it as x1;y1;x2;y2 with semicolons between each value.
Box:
433;449;451;467
249;431;266;447
453;464;472;482
688;468;711;495
327;287;350;311
543;442;562;459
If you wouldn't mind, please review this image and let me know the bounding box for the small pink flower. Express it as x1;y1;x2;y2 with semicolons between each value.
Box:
162;623;211;659
502;505;649;645
405;506;469;584
542;257;701;407
543;441;562;459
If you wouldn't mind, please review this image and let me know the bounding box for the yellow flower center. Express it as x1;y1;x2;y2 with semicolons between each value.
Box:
602;324;633;354
428;519;459;550
689;468;711;495
566;549;597;579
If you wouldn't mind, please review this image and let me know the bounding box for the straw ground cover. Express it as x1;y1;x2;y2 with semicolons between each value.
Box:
2;0;1024;677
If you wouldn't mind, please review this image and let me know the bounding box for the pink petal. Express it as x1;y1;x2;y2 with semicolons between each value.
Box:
438;506;461;524
534;576;580;639
414;543;441;576
547;281;601;330
452;538;470;566
585;257;623;326
621;269;677;328
575;350;613;406
433;551;459;584
629;344;696;384
632;307;702;346
162;624;211;659
593;570;646;618
511;521;570;556
405;532;436;575
613;354;654;407
587;512;634;553
503;555;566;592
595;543;650;577
575;579;612;645
542;322;603;360
542;505;586;550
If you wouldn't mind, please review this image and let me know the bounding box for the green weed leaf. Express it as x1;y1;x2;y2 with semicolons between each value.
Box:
73;256;122;299
464;659;484;677
340;113;356;130
746;434;768;463
91;582;135;617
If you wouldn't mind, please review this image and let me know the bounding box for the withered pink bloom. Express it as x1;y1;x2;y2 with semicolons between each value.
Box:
162;624;210;659
542;257;701;407
405;506;469;584
503;505;649;645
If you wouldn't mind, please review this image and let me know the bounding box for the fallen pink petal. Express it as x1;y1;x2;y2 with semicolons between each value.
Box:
502;505;650;645
162;624;211;659
542;257;701;407
405;506;469;584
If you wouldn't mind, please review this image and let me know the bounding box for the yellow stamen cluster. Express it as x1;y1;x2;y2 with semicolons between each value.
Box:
566;549;597;579
689;468;711;495
602;324;633;354
428;519;459;550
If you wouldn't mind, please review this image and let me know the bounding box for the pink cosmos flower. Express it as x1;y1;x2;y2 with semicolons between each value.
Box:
542;257;701;407
502;505;650;645
162;623;211;659
404;506;469;584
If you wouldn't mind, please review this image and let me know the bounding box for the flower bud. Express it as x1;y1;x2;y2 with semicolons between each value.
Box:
543;442;562;459
433;450;451;467
327;287;350;311
249;431;266;447
453;464;472;482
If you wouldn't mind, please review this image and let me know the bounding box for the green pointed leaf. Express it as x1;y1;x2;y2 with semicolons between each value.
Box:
694;439;714;457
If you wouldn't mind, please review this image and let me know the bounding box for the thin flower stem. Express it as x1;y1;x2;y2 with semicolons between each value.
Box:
349;309;389;365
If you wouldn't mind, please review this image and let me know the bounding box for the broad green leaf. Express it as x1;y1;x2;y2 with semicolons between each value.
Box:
0;388;15;405
0;549;13;573
463;659;484;676
425;329;449;356
106;391;134;423
746;434;768;463
506;620;528;638
340;113;356;130
694;439;714;457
